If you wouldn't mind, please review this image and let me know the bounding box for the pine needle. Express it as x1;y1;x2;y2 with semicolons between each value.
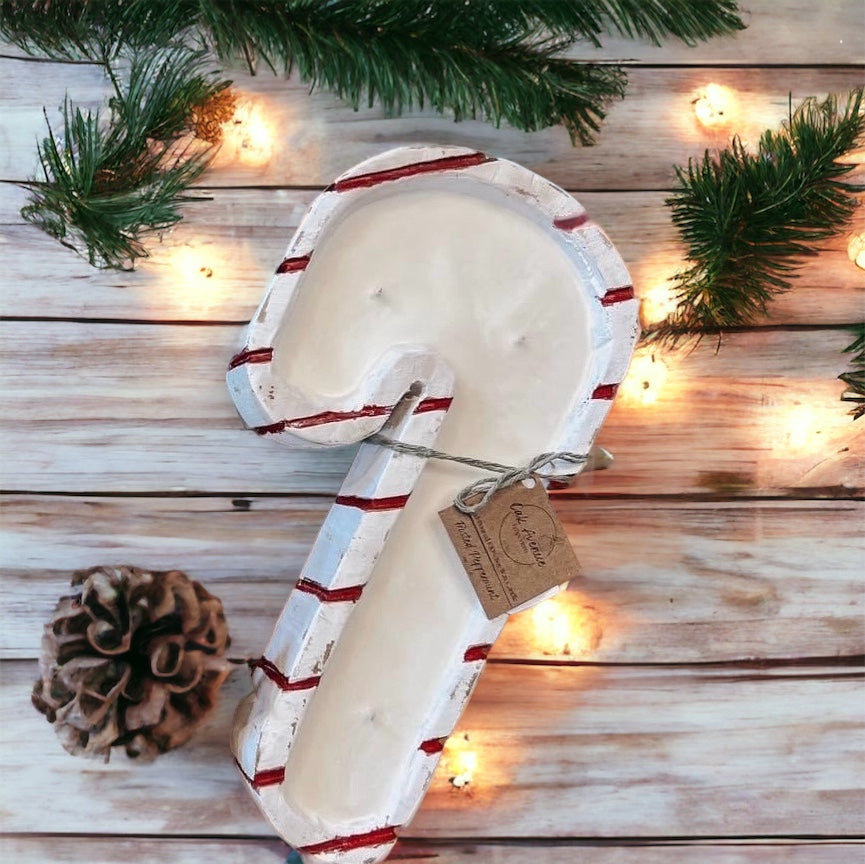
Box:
20;47;231;269
1;0;745;143
650;88;865;345
840;324;865;420
1;0;746;268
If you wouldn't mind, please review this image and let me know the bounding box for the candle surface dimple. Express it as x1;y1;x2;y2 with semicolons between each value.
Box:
272;187;593;826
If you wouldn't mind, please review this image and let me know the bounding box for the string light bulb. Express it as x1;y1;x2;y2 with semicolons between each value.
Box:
782;403;822;452
529;593;602;657
640;281;680;328
221;99;274;167
169;245;216;286
847;231;865;269
445;733;477;788
618;351;670;406
692;83;737;129
159;240;254;317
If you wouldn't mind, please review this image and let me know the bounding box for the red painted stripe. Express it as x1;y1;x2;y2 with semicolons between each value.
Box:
329;152;491;193
591;383;620;400
251;657;321;692
413;396;454;414
234;758;285;790
276;254;311;274
228;346;273;370
255;404;394;435
255;420;289;435
553;212;589;230
282;404;394;429
419;736;448;754
295;578;365;603
253;395;453;436
463;644;493;662
601;285;635;306
252;766;286;788
299;826;399;855
334;493;410;511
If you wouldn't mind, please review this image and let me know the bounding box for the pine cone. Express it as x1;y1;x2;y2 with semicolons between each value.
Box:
32;566;231;760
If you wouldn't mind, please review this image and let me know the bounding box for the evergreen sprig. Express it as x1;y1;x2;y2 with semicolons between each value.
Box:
21;47;231;269
651;89;865;344
2;0;744;268
199;4;628;144
840;325;865;420
1;0;744;143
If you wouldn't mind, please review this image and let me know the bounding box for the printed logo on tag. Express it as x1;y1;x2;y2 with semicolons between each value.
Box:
439;480;580;620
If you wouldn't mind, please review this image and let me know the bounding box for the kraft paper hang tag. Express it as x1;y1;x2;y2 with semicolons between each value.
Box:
439;479;580;620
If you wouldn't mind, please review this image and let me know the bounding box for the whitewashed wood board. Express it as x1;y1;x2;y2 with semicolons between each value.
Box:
1;186;862;326
2;496;862;664
2;661;862;837
2;836;862;864
565;0;865;64
1;5;864;856
2;58;861;189
2;323;861;495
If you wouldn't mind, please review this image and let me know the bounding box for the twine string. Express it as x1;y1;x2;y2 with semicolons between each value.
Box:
368;433;586;515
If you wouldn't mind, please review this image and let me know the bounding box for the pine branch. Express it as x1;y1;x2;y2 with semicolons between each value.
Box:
649;89;865;345
468;0;745;48
1;1;744;142
840;324;865;420
199;2;629;142
20;47;232;269
230;21;627;143
0;0;189;61
2;0;746;268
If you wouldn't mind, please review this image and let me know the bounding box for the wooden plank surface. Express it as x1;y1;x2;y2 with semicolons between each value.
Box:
2;59;861;190
2;322;861;495
2;496;862;663
2;3;864;857
2;186;862;326
2;660;862;837
568;0;865;65
2;836;862;864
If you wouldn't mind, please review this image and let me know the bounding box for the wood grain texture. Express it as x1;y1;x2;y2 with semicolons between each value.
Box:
1;186;862;326
2;322;861;495
2;60;861;189
567;0;865;65
2;5;864;857
2;660;862;837
2;836;862;864
2;496;862;663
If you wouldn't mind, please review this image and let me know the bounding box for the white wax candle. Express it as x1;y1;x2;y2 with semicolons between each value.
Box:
270;185;593;828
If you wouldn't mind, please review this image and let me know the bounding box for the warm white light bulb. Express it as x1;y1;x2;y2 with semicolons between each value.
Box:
451;750;477;788
222;99;274;167
640;282;679;327
528;594;602;657
446;735;478;788
619;351;670;406
170;245;215;285
783;404;822;452
847;231;865;270
693;83;735;128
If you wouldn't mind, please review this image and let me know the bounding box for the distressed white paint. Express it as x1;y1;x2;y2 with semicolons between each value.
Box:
227;146;639;862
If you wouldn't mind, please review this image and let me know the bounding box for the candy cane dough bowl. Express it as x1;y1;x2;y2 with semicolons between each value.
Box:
227;145;639;863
